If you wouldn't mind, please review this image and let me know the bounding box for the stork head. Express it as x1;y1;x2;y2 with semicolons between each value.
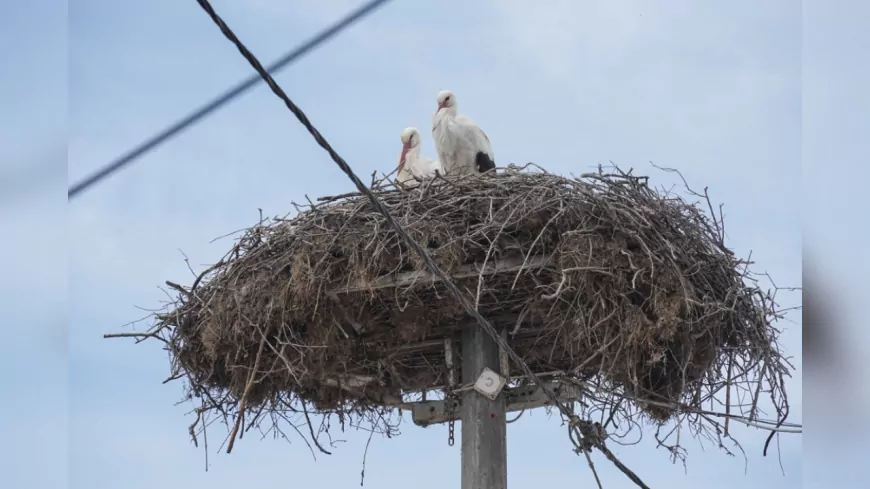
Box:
436;90;457;115
398;127;421;172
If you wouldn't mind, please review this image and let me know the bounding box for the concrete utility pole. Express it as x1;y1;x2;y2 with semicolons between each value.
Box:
460;325;508;489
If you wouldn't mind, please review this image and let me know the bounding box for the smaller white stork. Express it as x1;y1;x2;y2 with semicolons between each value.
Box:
396;126;443;187
432;90;496;177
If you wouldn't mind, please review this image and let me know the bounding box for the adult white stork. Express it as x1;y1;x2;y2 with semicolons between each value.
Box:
396;126;443;187
431;90;496;177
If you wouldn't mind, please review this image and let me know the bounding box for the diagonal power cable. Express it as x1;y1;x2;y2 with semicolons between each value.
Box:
67;0;395;200
193;0;652;487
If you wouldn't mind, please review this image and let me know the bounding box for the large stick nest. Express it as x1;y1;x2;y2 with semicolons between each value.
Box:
139;164;791;452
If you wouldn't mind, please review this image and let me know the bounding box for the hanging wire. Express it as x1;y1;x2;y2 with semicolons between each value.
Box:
68;0;396;199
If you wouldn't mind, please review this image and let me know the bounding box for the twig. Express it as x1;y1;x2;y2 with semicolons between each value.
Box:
226;335;266;454
360;427;375;486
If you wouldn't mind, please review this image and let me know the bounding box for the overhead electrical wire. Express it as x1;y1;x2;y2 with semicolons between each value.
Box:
67;0;395;199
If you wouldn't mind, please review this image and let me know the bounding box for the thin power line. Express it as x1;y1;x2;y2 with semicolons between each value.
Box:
193;1;651;488
67;0;395;200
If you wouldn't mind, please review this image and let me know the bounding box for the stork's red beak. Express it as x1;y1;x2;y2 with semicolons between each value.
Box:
398;142;411;172
437;101;446;112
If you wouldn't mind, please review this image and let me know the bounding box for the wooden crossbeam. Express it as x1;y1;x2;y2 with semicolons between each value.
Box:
328;255;551;295
411;380;583;427
321;374;404;405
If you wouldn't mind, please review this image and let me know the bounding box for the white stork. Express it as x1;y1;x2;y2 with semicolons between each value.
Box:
396;126;443;187
431;90;496;177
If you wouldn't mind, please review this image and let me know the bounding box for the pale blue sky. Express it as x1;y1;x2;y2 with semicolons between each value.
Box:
17;0;870;487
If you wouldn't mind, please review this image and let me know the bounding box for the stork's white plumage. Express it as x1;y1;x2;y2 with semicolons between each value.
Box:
396;127;443;187
431;90;495;177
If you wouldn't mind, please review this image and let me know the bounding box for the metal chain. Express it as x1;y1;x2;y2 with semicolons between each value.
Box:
446;391;457;447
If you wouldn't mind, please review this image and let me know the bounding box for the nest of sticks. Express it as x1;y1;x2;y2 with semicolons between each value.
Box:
131;164;792;456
